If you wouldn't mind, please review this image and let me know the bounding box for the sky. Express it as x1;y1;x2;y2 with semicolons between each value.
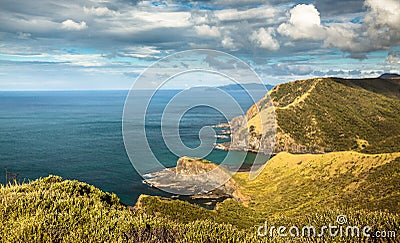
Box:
0;0;399;90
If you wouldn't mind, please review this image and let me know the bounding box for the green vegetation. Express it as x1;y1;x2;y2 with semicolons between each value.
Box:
0;176;261;242
139;151;400;242
230;77;400;154
269;78;318;108
2;169;399;242
334;77;400;99
234;151;400;216
137;196;264;229
269;78;400;153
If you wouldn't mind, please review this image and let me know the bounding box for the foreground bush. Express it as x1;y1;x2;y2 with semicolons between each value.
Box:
0;176;259;242
1;176;398;242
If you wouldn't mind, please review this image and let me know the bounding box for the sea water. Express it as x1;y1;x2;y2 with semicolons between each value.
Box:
0;89;267;205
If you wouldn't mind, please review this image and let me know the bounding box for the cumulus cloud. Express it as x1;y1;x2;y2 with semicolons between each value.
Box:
194;25;221;38
386;51;400;64
278;1;400;57
314;0;365;16
83;6;116;16
215;7;277;22
364;0;400;50
249;27;280;51
313;69;381;77
16;32;31;39
221;36;238;50
365;0;400;28
188;5;287;51
53;54;105;67
0;0;399;90
116;46;163;59
189;10;218;25
323;0;400;54
277;4;325;40
61;19;87;31
323;23;359;52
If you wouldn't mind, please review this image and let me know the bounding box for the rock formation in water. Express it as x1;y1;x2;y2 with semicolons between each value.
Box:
143;156;248;201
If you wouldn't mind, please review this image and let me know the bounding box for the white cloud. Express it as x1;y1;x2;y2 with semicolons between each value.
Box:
323;0;400;53
365;0;400;28
278;4;325;40
61;19;88;31
188;5;286;51
0;15;59;34
117;46;162;59
323;23;359;51
127;11;191;29
364;0;400;49
386;51;400;64
215;7;277;22
53;53;105;66
79;7;192;42
213;0;268;7
193;7;282;28
221;36;238;50
194;25;221;38
16;32;31;39
249;27;280;51
278;1;400;56
83;6;116;16
189;10;218;25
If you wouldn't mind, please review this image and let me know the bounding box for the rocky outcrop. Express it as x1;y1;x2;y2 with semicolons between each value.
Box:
219;92;276;154
143;157;248;202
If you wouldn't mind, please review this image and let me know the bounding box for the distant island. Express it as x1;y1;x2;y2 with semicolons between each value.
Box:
218;83;274;91
379;73;400;79
183;83;274;92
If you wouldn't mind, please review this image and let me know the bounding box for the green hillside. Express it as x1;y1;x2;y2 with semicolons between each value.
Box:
0;176;260;242
140;152;400;242
140;152;400;229
237;77;400;154
233;151;400;216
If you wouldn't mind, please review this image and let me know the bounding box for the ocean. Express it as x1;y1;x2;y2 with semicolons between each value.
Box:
0;89;266;205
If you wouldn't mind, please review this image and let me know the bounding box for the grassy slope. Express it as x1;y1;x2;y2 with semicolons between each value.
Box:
0;176;259;242
139;151;400;242
252;77;400;153
234;151;400;216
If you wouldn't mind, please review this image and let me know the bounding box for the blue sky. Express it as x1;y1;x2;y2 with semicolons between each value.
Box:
0;0;399;90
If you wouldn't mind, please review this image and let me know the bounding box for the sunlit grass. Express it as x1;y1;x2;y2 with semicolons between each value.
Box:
0;176;260;242
234;151;400;216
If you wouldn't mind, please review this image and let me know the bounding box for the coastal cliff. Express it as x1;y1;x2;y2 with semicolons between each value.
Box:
221;77;400;154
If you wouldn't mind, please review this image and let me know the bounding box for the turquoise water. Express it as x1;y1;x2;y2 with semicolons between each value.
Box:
0;90;266;205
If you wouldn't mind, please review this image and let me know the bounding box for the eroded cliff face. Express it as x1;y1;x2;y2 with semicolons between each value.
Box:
226;91;277;154
225;79;320;154
223;78;327;154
